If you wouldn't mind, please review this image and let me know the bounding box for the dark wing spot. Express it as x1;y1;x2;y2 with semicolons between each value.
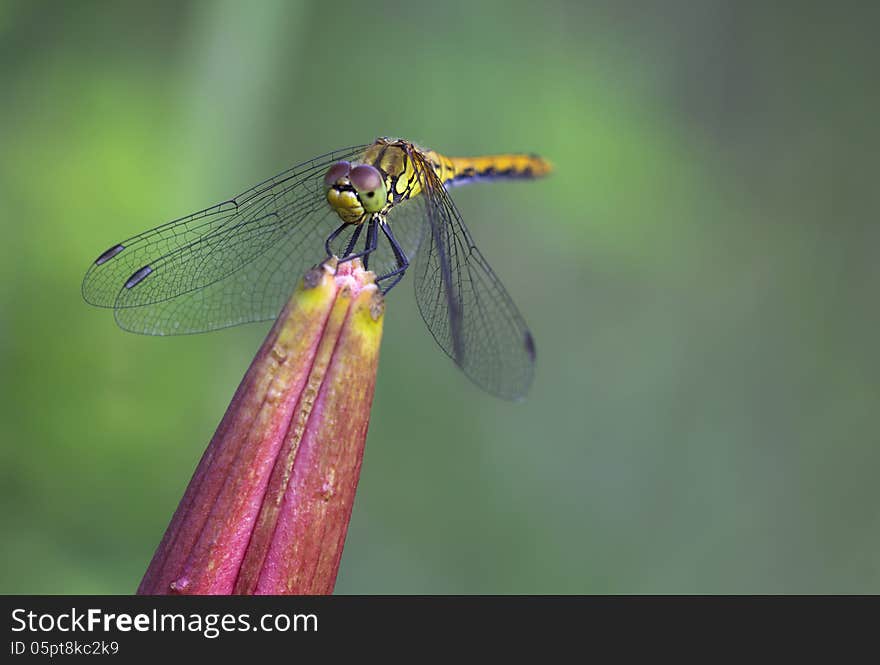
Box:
524;331;536;361
95;243;125;265
125;265;153;289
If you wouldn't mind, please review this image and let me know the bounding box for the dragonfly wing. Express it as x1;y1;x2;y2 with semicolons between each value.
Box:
114;204;340;334
82;145;368;334
384;193;428;262
410;152;536;400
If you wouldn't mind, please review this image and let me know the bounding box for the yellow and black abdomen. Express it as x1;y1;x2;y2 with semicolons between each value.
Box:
440;153;553;187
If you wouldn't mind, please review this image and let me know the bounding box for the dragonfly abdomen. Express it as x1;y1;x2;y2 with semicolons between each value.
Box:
439;153;553;187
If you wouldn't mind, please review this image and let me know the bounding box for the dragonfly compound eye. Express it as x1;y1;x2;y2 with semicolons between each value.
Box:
324;161;351;188
349;164;387;213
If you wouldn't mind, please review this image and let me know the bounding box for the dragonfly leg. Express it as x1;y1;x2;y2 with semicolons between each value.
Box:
338;217;379;266
342;222;365;258
324;222;349;257
375;221;410;294
362;218;379;270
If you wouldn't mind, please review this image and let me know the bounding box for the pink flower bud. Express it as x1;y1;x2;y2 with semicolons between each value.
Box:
138;258;384;595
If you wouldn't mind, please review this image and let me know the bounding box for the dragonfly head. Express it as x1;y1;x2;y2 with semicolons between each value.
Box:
325;161;388;224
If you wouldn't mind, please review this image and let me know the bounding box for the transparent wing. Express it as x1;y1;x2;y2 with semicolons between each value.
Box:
410;151;536;400
385;193;429;264
113;204;342;334
82;144;368;334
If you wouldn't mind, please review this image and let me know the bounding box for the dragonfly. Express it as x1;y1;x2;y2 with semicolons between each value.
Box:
82;137;552;400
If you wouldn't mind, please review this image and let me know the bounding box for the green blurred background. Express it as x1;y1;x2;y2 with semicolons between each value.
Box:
2;0;878;593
